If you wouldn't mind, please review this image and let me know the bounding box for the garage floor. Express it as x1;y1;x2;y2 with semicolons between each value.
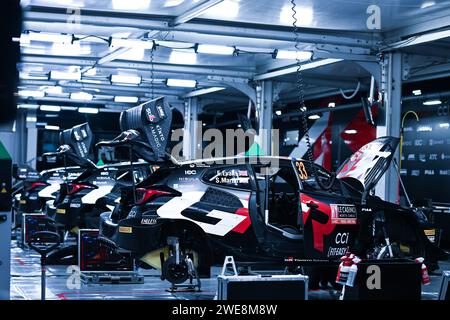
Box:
10;240;448;300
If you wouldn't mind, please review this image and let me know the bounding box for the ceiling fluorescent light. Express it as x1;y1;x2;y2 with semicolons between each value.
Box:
45;125;60;131
308;114;321;120
114;96;139;103
110;38;154;50
70;92;93;101
167;79;197;88
43;86;63;95
112;0;151;10
40;105;61;112
18;90;45;98
19;72;48;80
27;32;73;44
276;50;312;60
275;110;282;116
111;74;141;85
50;70;81;81
423;99;442;106
280;5;313;26
169;50;197;65
205;0;240;18
421;1;435;9
197;44;235;55
412;89;422;96
328;102;336;108
78;107;99;114
17;104;39;110
344;129;358;134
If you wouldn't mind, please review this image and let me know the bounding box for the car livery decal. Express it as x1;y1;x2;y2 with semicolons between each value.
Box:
301;194;335;253
38;183;61;199
81;186;114;205
156;191;249;236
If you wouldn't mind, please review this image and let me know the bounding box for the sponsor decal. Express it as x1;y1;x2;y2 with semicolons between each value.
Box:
29;196;38;200
403;126;414;132
56;208;66;214
439;170;450;176
330;204;357;224
424;169;435;176
70;202;81;208
403;140;412;146
429;154;438;160
141;218;158;225
419;154;426;162
119;226;133;233
328;246;349;257
442;153;450;160
429;139;444;146
407;154;415;161
414;139;424;146
20;199;26;204
145;107;157;123
185;170;197;175
411;169;420;177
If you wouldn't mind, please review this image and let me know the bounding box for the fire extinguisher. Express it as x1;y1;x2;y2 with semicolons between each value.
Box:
346;256;361;287
335;253;350;283
336;253;353;285
415;257;430;285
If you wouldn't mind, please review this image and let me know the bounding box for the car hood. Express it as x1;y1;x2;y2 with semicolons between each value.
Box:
336;136;400;191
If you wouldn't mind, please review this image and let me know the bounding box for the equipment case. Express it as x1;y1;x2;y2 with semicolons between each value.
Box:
217;274;308;300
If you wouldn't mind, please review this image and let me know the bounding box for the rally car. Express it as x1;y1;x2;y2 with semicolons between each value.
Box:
97;97;443;284
54;161;153;231
13;164;83;227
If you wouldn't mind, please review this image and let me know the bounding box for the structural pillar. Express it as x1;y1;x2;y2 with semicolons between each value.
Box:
376;52;402;203
257;81;274;156
183;97;201;160
26;110;38;169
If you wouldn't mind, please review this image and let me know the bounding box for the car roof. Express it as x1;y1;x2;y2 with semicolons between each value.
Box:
178;155;298;166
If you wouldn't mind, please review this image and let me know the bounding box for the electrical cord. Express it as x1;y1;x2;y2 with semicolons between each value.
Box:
150;41;155;100
340;81;361;100
291;0;335;190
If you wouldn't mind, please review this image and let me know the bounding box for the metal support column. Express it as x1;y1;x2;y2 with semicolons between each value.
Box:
183;97;201;160
376;52;402;203
257;81;274;156
26;110;38;169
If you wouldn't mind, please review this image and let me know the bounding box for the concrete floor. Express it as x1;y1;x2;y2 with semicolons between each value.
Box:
9;240;449;300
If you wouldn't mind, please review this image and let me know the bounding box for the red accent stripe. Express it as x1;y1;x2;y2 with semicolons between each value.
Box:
232;207;251;234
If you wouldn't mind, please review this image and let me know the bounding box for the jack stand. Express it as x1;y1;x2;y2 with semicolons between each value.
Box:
27;231;61;300
221;256;238;276
167;255;201;293
162;237;201;292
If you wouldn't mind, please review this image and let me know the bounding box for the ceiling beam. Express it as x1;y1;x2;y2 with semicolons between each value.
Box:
172;0;223;26
253;58;343;81
384;9;450;42
24;7;379;49
382;28;450;51
21;54;255;78
183;86;226;98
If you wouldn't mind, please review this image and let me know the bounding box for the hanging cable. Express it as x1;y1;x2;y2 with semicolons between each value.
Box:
291;0;335;190
150;41;155;100
340;81;361;100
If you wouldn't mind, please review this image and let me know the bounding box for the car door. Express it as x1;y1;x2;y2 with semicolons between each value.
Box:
293;160;358;260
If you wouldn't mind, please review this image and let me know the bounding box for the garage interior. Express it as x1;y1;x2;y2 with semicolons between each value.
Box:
1;0;450;301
